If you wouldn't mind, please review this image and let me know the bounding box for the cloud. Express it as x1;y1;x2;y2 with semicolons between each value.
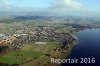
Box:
51;0;82;10
0;0;12;8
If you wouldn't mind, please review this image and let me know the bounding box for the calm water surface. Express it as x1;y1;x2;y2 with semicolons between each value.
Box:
63;29;100;66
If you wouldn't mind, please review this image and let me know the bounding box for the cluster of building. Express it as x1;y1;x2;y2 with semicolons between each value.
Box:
0;26;77;51
0;34;28;50
34;26;76;45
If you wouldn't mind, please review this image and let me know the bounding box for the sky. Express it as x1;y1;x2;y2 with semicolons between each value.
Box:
0;0;100;17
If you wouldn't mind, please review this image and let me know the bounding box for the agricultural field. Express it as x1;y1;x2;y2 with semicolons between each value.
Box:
0;41;70;66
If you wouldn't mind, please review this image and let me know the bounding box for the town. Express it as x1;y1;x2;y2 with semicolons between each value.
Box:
0;21;77;66
0;16;100;66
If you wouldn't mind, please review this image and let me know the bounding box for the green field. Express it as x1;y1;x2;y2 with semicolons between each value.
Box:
0;50;43;64
0;41;59;65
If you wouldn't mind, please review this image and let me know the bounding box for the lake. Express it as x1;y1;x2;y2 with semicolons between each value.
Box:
63;29;100;66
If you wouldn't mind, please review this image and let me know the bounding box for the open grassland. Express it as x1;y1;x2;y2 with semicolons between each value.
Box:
0;50;43;65
0;41;60;65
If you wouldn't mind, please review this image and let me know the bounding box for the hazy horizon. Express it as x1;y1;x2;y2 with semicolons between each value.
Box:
0;0;100;17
